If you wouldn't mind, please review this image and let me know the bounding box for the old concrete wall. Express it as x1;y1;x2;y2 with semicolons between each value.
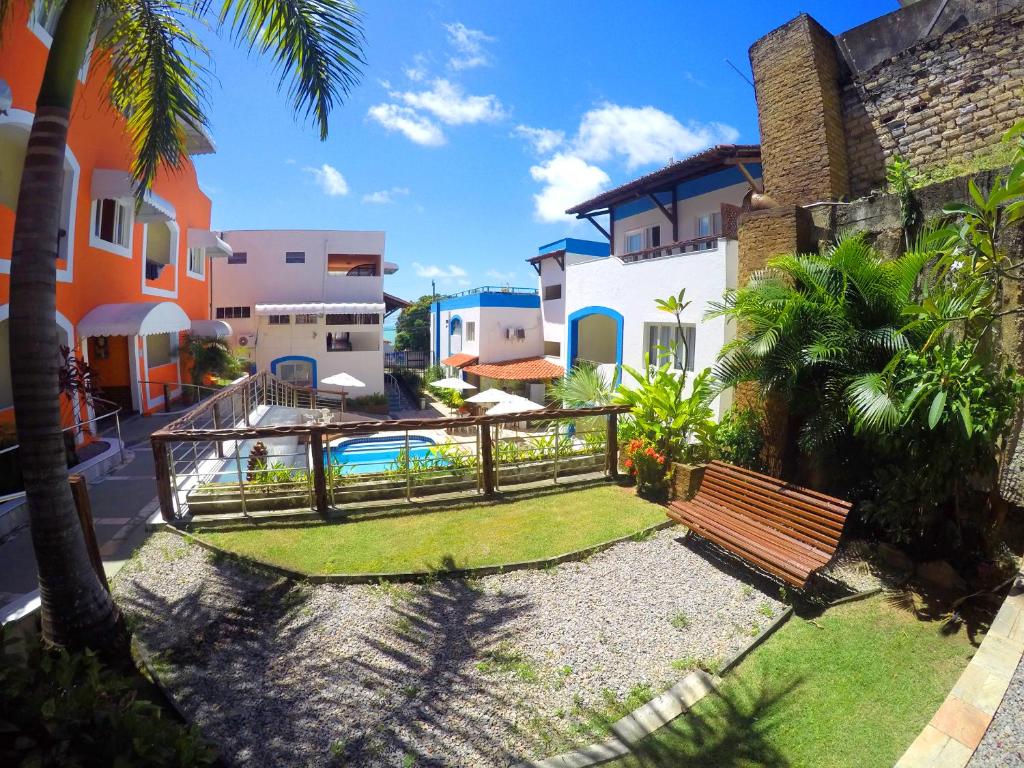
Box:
841;6;1024;197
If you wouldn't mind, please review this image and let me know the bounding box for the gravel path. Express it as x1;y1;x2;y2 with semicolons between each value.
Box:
969;641;1024;766
114;529;784;768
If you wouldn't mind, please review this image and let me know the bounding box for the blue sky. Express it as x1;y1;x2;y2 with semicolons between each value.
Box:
194;0;898;302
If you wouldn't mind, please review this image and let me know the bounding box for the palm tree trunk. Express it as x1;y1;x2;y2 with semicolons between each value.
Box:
11;0;128;656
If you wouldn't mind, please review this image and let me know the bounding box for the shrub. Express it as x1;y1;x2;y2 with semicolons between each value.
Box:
707;406;769;472
0;631;215;767
621;438;670;501
391;369;424;398
348;393;388;409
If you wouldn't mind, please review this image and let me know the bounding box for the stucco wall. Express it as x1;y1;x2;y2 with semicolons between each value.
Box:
563;240;738;416
433;304;543;365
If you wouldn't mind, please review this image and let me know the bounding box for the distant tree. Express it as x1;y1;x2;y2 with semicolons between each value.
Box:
394;295;435;351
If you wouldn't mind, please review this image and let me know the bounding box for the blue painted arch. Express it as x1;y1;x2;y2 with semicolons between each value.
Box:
567;305;623;384
270;355;317;386
447;314;463;356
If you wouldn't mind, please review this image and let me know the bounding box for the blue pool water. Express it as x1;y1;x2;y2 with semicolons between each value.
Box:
327;435;437;474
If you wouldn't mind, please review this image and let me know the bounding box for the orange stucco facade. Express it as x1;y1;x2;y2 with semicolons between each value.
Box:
0;3;217;419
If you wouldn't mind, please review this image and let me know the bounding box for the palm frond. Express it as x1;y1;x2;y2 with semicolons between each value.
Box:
104;0;209;196
217;0;364;139
847;373;901;432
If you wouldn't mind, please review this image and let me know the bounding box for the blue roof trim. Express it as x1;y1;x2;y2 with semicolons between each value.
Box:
438;292;540;311
537;238;610;257
611;164;763;222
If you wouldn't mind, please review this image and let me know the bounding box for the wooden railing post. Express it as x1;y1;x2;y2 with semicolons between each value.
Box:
310;431;329;516
70;474;109;592
607;411;619;478
152;438;176;521
481;423;495;495
162;383;170;413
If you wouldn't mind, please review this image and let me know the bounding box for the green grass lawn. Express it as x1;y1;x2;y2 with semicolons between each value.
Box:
199;483;667;575
606;595;979;768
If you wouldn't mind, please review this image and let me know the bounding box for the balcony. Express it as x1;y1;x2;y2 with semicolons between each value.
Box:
617;235;725;264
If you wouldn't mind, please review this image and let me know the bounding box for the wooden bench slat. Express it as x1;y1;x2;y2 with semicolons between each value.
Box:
704;463;851;526
668;506;810;587
665;461;852;589
671;499;827;572
697;480;842;551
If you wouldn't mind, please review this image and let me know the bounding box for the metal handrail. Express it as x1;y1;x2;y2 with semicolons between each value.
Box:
137;379;224;413
0;396;126;503
441;285;539;298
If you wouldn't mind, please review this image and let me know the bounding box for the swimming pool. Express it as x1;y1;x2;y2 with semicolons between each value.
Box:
327;435;437;474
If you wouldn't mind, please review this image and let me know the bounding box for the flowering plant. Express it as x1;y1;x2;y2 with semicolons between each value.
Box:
621;437;670;501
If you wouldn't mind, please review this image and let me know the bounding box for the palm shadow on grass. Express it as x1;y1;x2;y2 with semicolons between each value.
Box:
118;548;539;767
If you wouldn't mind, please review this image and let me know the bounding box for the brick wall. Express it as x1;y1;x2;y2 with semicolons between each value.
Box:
842;7;1024;196
749;14;851;206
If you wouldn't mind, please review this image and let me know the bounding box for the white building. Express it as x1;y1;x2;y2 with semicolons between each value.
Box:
430;286;563;403
538;144;763;415
213;230;407;395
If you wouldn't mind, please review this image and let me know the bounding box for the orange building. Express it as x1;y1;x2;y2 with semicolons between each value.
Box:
0;1;229;420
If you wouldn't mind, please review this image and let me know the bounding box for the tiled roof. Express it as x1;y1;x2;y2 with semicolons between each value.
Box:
441;353;478;368
463;357;564;381
565;143;761;216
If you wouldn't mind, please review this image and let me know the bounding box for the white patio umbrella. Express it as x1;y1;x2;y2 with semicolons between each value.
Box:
320;372;365;411
429;377;477;391
485;396;545;416
464;387;517;404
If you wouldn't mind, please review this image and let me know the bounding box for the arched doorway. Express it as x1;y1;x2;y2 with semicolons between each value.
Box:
449;316;463;355
568;306;623;377
271;356;316;388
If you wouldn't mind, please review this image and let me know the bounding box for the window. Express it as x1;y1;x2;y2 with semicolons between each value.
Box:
267;314;290;325
544;340;561;357
146;333;177;368
215;306;251;319
31;0;61;37
295;314;318;324
466;321;476;342
623;225;661;255
276;360;313;387
543;283;562;301
285;251;305;264
696;213;722;250
325;313;380;325
92;198;132;251
227;251;247;264
647;324;695;371
187;246;205;277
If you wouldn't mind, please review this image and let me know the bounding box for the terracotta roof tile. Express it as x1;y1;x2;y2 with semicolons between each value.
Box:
462;357;564;381
441;353;478;368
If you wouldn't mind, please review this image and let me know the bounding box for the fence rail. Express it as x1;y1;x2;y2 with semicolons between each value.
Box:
151;371;626;523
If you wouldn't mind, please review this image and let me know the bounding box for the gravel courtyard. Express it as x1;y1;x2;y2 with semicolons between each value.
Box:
115;528;785;767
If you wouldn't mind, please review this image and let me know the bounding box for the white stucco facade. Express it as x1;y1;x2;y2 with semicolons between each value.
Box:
431;300;544;365
214;230;393;394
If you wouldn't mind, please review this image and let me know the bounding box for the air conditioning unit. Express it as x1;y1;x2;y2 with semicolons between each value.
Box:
515;328;526;340
237;334;257;348
505;328;513;339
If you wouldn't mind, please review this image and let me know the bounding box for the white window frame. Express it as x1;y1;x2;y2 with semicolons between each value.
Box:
285;251;305;264
28;1;94;82
695;212;722;250
645;323;695;372
295;314;318;324
0;109;78;283
186;246;205;280
543;283;562;301
624;228;645;254
465;321;476;342
267;314;290;325
141;220;180;299
89;198;134;258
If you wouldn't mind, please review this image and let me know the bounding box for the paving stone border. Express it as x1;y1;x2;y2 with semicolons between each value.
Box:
896;570;1024;768
160;519;678;584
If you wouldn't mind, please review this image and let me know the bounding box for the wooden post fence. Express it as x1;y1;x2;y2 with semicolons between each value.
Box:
481;423;495;495
310;432;329;515
152;439;176;521
69;475;108;592
607;411;619;479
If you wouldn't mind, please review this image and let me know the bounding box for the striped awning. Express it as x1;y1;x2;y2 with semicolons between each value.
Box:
91;169;175;223
78;301;190;337
187;228;232;258
254;302;385;315
190;319;232;338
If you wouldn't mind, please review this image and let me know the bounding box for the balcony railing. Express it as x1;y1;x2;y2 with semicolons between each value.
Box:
442;285;539;298
618;235;724;264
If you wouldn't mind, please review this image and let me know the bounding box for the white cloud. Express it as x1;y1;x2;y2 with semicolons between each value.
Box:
404;53;428;82
529;153;610;223
304;163;349;196
394;79;505;125
362;187;411;205
513;125;564;154
573;104;739;169
444;22;494;70
486;268;517;282
413;262;468;279
367;104;446;146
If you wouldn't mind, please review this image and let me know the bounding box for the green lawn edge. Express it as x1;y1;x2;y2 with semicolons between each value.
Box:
195;484;669;576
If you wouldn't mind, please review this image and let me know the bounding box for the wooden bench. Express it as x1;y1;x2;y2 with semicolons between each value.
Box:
665;461;852;588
